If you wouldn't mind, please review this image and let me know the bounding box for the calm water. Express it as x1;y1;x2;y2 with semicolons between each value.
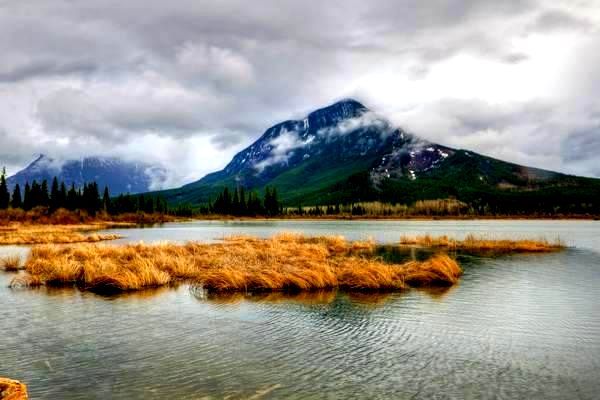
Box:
1;220;600;399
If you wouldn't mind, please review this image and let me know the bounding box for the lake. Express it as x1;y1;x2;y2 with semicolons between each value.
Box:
1;220;600;399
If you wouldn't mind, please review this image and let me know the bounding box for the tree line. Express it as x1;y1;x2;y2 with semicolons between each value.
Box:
0;169;168;215
205;186;282;216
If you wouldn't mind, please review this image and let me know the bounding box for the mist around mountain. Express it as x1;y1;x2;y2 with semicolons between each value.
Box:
7;155;167;196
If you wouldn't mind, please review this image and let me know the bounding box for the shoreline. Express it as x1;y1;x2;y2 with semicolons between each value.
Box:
0;223;124;245
182;215;600;222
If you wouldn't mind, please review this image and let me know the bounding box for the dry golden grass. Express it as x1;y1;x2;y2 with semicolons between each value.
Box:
399;234;564;253
0;255;23;271
0;377;28;400
284;199;469;217
12;233;462;293
0;224;122;245
0;207;177;226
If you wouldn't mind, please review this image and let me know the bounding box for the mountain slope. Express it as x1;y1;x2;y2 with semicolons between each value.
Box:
155;99;600;215
8;155;166;195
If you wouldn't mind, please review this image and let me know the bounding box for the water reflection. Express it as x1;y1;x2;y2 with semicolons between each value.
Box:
190;285;460;309
191;288;338;305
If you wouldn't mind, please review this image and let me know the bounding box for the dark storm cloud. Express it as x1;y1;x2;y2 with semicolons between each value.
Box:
562;128;600;163
0;0;599;182
530;9;594;33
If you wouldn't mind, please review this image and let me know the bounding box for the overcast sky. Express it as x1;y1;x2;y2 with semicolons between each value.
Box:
1;0;599;186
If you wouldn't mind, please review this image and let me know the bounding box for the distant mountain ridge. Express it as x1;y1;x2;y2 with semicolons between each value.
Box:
8;155;166;195
147;99;600;215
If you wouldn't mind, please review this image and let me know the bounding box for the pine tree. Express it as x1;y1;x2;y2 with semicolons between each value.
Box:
82;182;100;215
0;167;9;209
247;191;263;215
40;180;49;207
23;183;32;210
271;187;280;215
91;182;100;213
263;187;272;215
263;186;280;216
67;183;78;210
11;184;22;209
232;188;240;215
59;182;67;209
239;187;247;214
30;181;41;208
222;187;231;214
144;196;155;214
137;194;145;213
102;186;110;212
50;177;60;211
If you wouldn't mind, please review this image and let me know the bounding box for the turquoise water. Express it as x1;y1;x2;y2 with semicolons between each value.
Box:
1;220;599;399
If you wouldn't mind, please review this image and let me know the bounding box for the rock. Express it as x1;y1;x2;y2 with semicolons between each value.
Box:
0;378;28;400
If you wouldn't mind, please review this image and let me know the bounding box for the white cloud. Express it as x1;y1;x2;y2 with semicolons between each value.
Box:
317;111;392;138
175;42;255;88
253;129;310;172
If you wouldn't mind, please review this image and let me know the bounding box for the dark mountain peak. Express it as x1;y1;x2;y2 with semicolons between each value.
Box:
254;99;368;143
307;98;368;129
197;99;405;188
26;153;48;167
31;153;46;163
325;98;368;111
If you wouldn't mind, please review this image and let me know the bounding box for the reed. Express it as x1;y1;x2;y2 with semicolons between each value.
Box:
0;255;23;271
0;224;122;245
13;234;461;293
399;234;564;253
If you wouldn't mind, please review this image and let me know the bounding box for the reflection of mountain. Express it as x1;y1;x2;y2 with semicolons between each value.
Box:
8;154;167;195
153;99;599;214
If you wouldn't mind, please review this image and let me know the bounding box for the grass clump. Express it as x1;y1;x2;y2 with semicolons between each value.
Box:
0;255;23;271
399;234;564;253
0;377;28;400
12;233;462;294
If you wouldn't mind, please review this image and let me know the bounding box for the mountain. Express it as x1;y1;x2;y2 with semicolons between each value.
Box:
8;155;167;195
156;99;600;215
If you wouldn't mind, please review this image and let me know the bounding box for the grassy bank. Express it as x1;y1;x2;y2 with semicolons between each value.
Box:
399;234;564;253
0;207;178;226
11;234;462;293
0;224;123;245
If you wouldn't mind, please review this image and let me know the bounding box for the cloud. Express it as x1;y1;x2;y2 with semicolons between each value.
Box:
175;42;255;88
253;129;310;172
317;111;393;138
562;128;600;162
0;0;599;185
529;9;594;33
